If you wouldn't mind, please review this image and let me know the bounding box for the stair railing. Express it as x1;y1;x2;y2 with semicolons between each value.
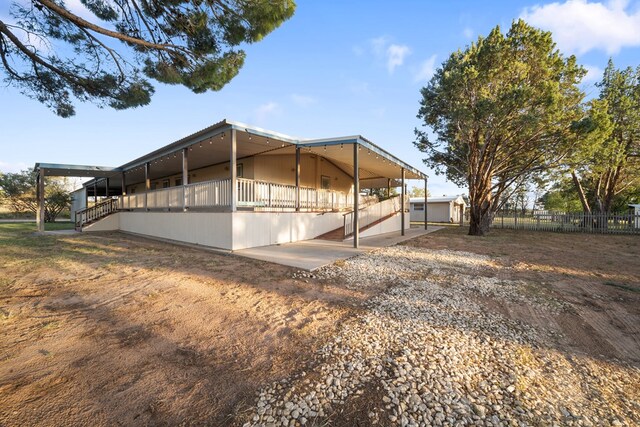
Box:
75;198;119;228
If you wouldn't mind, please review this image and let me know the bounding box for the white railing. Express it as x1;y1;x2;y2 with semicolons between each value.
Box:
147;186;184;209
344;195;406;237
118;177;359;212
75;198;118;228
237;178;357;211
185;179;231;207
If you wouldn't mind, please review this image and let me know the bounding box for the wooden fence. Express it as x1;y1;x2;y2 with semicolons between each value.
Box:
491;210;640;235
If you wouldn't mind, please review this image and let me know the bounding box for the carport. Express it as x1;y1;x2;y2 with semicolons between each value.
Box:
33;163;120;232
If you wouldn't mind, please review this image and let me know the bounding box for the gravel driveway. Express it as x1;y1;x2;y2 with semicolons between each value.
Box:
245;247;640;427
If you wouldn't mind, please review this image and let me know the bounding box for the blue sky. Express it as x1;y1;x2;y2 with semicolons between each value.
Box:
1;0;640;196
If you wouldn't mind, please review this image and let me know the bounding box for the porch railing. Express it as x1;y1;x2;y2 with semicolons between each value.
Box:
343;195;406;237
237;178;356;210
118;177;360;212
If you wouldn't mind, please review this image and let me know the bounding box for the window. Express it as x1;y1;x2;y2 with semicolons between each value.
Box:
162;179;170;189
237;163;244;178
175;178;182;186
321;175;330;190
414;203;424;211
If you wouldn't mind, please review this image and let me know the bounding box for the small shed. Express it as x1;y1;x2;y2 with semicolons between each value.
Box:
410;195;466;223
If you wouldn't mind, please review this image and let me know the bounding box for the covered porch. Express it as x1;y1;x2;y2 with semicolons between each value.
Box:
35;120;429;249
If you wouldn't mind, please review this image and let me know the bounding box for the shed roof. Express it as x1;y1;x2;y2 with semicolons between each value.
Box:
410;195;465;204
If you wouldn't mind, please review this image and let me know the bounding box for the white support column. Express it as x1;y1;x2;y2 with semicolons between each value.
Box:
295;146;301;212
36;168;45;232
230;129;237;212
424;178;428;230
104;178;109;198
121;172;126;196
182;147;189;211
144;162;150;211
93;181;97;205
401;168;406;236
353;143;360;248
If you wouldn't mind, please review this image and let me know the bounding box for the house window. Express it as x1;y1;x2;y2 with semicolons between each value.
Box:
237;163;243;178
321;175;330;190
175;178;182;186
414;203;424;211
162;179;170;189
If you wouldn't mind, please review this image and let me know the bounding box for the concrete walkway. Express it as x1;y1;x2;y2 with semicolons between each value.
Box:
234;226;443;271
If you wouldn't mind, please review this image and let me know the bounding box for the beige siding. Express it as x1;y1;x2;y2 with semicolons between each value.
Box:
253;154;353;193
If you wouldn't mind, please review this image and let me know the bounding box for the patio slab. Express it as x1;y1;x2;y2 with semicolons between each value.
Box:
234;226;443;271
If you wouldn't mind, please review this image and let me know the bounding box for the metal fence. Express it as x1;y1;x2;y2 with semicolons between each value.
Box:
491;210;640;235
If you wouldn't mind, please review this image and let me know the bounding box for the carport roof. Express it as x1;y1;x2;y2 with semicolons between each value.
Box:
34;163;120;177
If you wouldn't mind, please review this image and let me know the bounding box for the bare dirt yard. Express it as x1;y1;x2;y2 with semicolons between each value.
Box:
1;224;639;427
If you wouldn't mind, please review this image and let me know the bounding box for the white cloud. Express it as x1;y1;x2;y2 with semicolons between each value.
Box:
520;0;640;54
583;64;604;82
290;94;317;107
368;36;411;74
0;161;29;174
463;27;474;39
414;55;438;83
386;44;411;74
254;102;280;124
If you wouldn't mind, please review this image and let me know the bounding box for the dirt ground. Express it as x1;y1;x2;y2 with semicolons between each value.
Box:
1;224;639;426
405;226;640;365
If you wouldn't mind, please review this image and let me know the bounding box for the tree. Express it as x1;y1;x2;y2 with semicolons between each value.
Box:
0;0;295;117
415;20;585;235
0;169;72;222
569;60;640;214
408;186;430;198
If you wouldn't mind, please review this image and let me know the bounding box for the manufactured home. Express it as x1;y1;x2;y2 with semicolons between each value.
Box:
35;120;428;250
410;195;466;223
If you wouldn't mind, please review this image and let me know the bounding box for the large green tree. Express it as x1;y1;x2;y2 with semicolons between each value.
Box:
569;60;640;214
415;20;585;235
0;0;295;117
0;169;72;222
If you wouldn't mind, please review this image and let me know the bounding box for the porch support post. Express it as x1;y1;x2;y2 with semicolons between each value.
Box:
85;184;89;208
353;143;360;248
182;148;189;211
121;172;126;196
36;168;45;232
295;146;301;212
104;178;109;198
93;181;97;205
230;128;237;212
424;178;428;230
144;161;150;211
387;178;391;199
401;168;406;236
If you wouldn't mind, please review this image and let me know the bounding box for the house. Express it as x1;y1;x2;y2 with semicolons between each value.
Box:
409;195;466;223
35;120;428;250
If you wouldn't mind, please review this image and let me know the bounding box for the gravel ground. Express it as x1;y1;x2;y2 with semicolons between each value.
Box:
246;247;640;427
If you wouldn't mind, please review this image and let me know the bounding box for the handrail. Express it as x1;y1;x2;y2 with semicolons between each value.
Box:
343;195;407;237
76;198;118;228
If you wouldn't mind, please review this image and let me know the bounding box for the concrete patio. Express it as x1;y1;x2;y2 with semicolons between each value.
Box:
234;226;443;270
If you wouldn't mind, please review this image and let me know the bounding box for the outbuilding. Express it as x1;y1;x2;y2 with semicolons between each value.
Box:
410;195;466;223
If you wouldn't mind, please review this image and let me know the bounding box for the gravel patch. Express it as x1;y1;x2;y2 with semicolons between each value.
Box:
246;247;640;427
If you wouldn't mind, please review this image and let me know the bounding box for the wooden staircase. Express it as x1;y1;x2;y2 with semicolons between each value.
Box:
75;198;118;230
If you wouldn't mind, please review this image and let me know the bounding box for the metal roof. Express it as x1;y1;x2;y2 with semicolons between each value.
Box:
37;119;428;187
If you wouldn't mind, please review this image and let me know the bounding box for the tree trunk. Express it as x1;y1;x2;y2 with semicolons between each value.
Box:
468;198;494;236
571;171;591;214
